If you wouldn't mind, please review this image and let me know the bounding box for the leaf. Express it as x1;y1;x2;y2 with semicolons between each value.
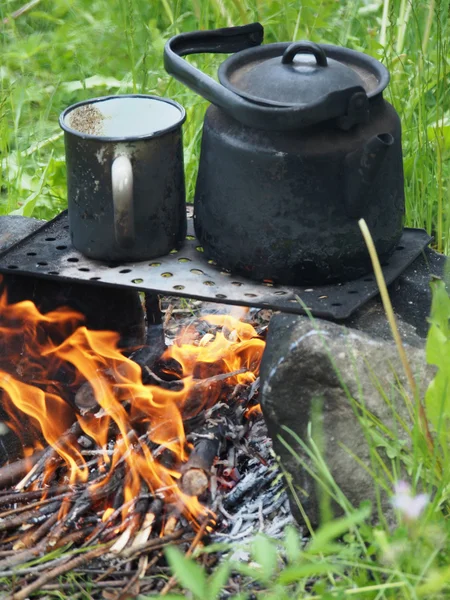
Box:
231;562;267;581
251;534;278;582
277;562;340;584
207;562;230;600
10;156;53;217
284;525;301;563
165;546;207;599
425;280;450;439
308;503;371;554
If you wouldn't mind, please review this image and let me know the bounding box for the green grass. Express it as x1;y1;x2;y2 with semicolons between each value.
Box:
1;1;450;598
1;0;450;246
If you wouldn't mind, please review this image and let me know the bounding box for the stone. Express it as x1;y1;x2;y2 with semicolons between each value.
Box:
0;215;45;252
260;315;435;526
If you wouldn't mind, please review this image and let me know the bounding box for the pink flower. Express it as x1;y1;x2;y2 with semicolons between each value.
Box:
391;481;429;521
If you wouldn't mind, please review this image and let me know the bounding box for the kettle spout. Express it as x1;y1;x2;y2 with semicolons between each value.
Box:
344;133;394;218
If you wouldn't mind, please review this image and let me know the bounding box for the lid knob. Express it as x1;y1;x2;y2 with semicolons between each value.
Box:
281;42;328;67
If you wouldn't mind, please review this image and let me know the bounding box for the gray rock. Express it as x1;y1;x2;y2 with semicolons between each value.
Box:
260;315;434;526
0;215;45;252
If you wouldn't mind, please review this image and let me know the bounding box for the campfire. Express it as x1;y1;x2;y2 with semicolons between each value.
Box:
0;281;269;597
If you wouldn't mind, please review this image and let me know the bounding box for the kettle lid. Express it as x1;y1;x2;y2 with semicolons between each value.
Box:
218;41;387;109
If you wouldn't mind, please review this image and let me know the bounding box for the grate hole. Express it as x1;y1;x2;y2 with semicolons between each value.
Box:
186;235;195;241
174;285;185;290
67;257;79;263
274;291;287;295
216;294;227;299
305;288;314;292
78;267;90;272
37;262;48;266
178;257;191;263
196;246;204;253
208;259;217;266
220;271;231;276
7;265;18;269
244;293;257;298
27;252;37;256
347;290;358;294
332;302;342;307
263;282;274;287
161;272;173;278
132;278;143;284
56;245;67;250
191;269;204;275
48;271;59;275
45;237;56;241
170;249;178;254
149;262;161;268
396;245;405;251
231;281;242;286
203;280;215;286
120;269;132;274
90;277;101;281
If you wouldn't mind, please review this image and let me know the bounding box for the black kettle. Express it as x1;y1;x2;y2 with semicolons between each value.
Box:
164;23;405;285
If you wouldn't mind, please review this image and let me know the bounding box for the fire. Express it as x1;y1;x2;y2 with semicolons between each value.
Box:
0;283;265;526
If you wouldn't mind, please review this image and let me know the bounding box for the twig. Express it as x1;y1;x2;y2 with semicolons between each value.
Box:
13;511;59;550
2;0;42;24
0;486;72;506
5;543;112;600
0;450;45;488
118;528;186;560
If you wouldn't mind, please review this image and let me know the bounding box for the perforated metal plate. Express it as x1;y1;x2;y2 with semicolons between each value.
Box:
0;210;432;320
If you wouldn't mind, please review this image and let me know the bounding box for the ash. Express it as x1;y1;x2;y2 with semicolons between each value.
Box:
210;410;297;555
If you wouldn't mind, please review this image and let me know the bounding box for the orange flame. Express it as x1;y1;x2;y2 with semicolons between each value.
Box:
0;285;265;523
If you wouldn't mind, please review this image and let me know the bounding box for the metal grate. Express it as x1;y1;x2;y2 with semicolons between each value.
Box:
0;209;432;320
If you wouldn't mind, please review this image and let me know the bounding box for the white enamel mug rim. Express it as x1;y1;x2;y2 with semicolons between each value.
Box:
59;94;186;142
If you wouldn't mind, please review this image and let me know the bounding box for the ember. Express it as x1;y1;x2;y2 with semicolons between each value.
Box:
0;281;267;596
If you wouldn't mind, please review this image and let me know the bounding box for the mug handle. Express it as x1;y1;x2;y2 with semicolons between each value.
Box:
112;155;135;248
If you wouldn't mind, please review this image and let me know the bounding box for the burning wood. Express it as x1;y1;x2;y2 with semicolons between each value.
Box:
0;287;268;596
181;426;222;497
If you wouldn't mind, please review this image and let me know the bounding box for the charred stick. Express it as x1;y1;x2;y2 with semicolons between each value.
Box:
129;294;167;371
0;508;51;532
119;528;186;560
82;495;143;547
180;427;221;497
0;450;45;489
53;525;95;549
130;497;163;550
0;486;72;506
13;511;59;550
0;491;73;519
15;421;82;491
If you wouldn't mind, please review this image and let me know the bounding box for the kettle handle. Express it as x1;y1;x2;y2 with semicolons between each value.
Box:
164;23;368;131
